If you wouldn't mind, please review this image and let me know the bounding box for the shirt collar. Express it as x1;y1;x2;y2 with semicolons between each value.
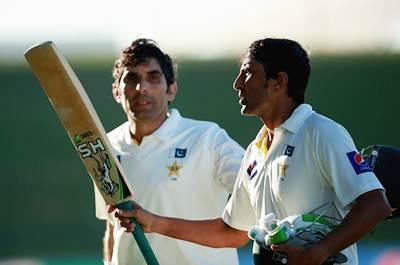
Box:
123;108;181;144
280;103;313;133
152;109;182;142
254;129;270;155
254;103;313;144
151;108;181;142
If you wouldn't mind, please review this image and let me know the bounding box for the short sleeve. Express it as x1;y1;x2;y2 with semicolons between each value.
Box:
222;148;257;231
314;120;384;209
211;126;245;193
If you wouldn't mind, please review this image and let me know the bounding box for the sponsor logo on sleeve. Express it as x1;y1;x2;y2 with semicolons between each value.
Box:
346;151;372;175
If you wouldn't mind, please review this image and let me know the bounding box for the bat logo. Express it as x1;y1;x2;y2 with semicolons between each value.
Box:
74;131;93;143
76;137;120;197
92;151;120;197
77;138;106;158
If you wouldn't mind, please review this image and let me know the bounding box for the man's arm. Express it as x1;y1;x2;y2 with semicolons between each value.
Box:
103;221;114;263
272;189;392;265
112;204;249;248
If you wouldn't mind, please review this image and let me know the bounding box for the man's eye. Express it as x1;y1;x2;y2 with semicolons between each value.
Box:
148;73;162;83
123;74;138;85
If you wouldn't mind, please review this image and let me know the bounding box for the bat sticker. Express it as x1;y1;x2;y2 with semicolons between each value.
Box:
92;151;120;196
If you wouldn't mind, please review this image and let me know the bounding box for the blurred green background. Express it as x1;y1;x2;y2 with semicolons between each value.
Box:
1;54;400;263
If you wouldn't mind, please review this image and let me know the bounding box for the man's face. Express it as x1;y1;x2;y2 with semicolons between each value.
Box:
233;55;277;116
114;58;176;122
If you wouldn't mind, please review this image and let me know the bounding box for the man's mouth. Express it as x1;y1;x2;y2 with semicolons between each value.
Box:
135;99;150;105
133;97;152;106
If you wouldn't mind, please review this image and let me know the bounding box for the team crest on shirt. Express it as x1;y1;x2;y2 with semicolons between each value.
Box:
346;151;372;175
167;160;183;181
169;148;187;158
284;145;295;157
278;162;290;180
277;155;290;181
247;160;258;180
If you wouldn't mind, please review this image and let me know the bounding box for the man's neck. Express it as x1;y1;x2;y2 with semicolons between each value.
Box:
128;113;169;144
260;100;299;132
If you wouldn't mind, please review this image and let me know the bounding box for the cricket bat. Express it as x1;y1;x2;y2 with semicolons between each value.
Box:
25;41;159;265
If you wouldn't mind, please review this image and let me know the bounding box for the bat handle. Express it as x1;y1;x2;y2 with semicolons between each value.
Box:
116;201;160;265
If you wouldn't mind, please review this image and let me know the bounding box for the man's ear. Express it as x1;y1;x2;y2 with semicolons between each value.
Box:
112;83;122;103
167;82;178;102
274;72;289;92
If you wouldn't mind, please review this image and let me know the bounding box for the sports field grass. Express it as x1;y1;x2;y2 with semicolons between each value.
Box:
1;55;399;259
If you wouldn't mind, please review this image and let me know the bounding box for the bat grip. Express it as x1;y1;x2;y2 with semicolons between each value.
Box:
117;201;160;265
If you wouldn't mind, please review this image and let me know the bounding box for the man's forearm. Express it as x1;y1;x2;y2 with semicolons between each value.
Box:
103;222;114;262
115;205;249;248
151;216;249;248
312;189;391;259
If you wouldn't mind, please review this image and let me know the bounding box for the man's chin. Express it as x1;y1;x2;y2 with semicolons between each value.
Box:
240;106;255;116
129;110;150;120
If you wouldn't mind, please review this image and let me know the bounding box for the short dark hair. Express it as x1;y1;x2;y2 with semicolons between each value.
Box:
247;38;311;103
112;38;176;88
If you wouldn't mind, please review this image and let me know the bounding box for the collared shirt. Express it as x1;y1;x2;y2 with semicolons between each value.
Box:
95;109;244;265
222;104;384;265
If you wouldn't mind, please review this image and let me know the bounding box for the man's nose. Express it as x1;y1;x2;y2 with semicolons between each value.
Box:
233;75;242;91
135;82;149;92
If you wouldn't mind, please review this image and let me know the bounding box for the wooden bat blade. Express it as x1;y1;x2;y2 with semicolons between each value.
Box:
24;41;133;205
25;42;160;265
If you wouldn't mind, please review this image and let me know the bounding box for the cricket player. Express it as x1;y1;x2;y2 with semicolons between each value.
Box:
113;38;392;265
95;38;245;265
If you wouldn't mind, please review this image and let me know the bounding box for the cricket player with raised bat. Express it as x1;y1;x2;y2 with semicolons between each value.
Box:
25;39;245;265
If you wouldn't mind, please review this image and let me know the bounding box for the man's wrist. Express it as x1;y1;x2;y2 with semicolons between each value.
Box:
308;243;330;263
151;214;162;234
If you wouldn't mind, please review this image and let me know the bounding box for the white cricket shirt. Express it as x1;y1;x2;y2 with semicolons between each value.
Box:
95;109;244;265
223;104;384;265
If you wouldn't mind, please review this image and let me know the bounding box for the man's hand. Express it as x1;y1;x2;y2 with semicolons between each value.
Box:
108;202;157;233
271;244;328;265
